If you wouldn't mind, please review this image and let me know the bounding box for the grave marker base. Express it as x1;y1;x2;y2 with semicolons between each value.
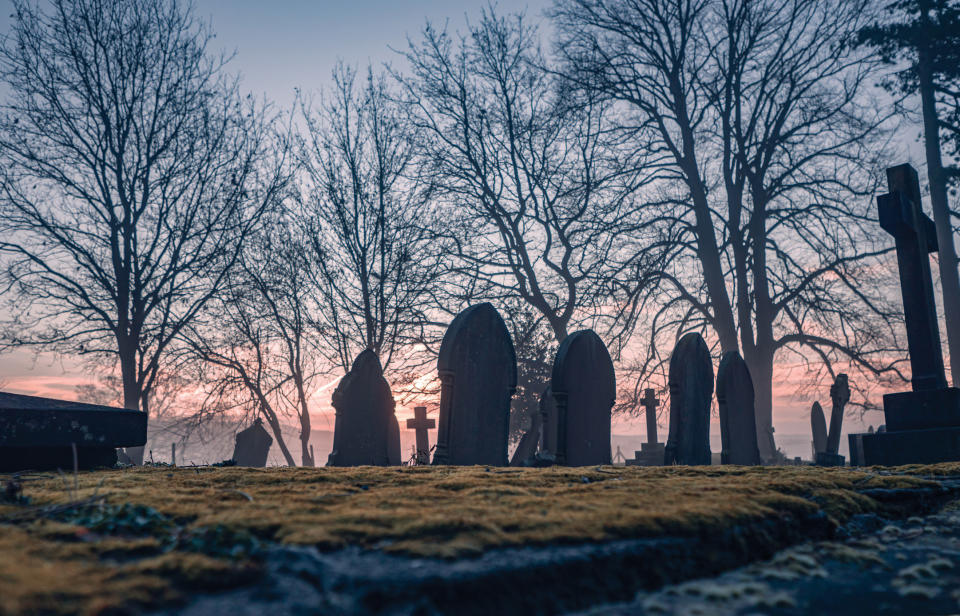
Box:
851;426;960;466
814;452;845;467
881;388;960;431
625;442;665;467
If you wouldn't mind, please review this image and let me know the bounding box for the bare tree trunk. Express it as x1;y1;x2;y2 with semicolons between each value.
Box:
744;346;777;462
917;0;960;386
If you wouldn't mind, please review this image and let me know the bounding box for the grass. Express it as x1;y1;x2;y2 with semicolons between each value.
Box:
0;463;958;614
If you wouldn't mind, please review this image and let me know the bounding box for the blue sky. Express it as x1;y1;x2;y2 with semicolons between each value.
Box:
191;0;554;108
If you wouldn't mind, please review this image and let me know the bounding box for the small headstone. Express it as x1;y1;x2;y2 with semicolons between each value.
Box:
817;374;849;466
551;329;615;466
232;418;272;467
664;333;713;466
0;392;147;471
327;349;398;466
509;410;541;466
539;385;557;455
433;303;516;466
406;406;435;465
811;401;827;455
716;351;761;465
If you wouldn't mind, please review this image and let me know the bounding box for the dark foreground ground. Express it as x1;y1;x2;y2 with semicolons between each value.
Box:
1;464;959;615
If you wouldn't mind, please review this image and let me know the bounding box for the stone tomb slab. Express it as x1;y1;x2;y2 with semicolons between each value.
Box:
0;391;146;471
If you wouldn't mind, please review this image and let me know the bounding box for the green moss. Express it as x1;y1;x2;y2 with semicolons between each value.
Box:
0;463;957;614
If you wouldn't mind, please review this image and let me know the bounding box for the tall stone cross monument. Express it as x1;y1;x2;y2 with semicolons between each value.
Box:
850;164;960;465
406;406;435;465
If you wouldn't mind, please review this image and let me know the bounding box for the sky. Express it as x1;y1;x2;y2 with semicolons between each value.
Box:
0;0;884;458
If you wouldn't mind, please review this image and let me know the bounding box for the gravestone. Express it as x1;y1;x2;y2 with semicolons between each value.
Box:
232;418;272;467
551;329;615;466
327;349;398;467
539;385;557;456
406;406;435;465
433;303;516;466
811;402;827;456
509;409;541;467
626;388;665;466
816;374;849;466
388;415;401;466
664;333;713;466
716;351;761;465
0;391;147;471
849;165;960;465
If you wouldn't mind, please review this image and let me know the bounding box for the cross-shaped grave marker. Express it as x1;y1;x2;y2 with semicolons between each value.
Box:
850;164;960;465
625;388;666;466
406;406;435;465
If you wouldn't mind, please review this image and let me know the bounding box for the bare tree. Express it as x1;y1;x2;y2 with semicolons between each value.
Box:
554;0;904;459
298;64;446;385
0;0;286;464
394;9;646;347
184;217;321;467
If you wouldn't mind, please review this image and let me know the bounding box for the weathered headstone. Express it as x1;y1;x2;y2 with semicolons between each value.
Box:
551;330;615;466
539;385;557;456
816;374;849;466
626;388;665;466
811;401;827;456
433;303;516;466
716;351;761;466
664;333;713;466
851;165;960;465
0;391;147;471
327;349;398;467
406;406;435;465
232;418;272;467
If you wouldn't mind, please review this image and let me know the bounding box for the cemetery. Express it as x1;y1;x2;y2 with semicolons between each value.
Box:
2;0;960;613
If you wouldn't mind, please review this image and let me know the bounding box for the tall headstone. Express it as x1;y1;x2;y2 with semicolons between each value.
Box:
815;374;850;466
327;350;398;467
811;402;827;456
550;330;615;466
406;406;435;465
664;333;713;466
432;303;516;466
232;418;272;467
851;164;960;465
716;351;761;466
626;388;665;466
0;392;147;471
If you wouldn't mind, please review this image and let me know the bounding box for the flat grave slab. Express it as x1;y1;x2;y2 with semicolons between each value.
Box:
0;391;147;470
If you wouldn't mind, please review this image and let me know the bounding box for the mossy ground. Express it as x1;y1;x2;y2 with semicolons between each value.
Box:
1;463;958;615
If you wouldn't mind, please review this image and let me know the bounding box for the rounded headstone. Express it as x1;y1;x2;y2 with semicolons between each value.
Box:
433;303;516;466
327;349;397;467
664;332;713;466
551;329;615;466
716;351;761;465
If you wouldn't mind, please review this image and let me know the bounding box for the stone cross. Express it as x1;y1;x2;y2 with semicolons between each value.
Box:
642;388;659;445
664;333;713;466
878;164;946;392
550;329;615;466
433;303;516;466
810;401;827;455
716;351;761;465
406;406;435;465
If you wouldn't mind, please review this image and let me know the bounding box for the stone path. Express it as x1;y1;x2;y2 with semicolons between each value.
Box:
579;499;960;615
